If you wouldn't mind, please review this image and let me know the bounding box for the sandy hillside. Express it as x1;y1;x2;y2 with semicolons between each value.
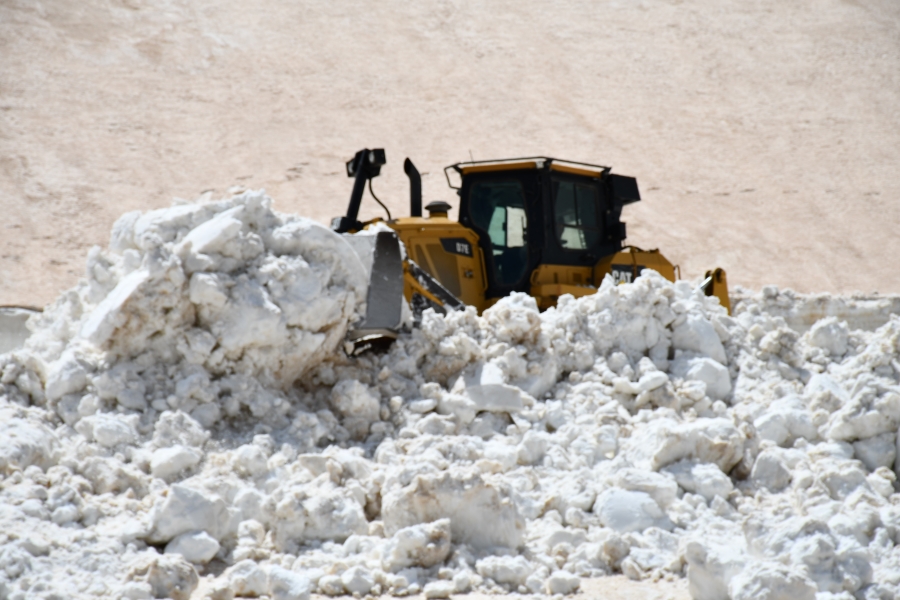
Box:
1;0;899;307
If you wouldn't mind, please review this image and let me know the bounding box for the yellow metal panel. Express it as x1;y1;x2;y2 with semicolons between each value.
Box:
530;283;598;310
459;161;538;175
388;218;487;312
424;243;461;297
528;264;597;310
594;247;677;285
549;163;604;178
529;264;595;286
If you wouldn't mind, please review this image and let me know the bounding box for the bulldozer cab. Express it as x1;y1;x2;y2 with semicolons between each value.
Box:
449;158;640;301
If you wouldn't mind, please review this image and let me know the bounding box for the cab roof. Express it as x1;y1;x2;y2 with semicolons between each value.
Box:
444;157;611;189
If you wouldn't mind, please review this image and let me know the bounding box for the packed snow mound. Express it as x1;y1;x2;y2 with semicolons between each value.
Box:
16;191;368;424
2;193;900;599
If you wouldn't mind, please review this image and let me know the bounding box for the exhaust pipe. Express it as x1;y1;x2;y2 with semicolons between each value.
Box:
404;158;422;217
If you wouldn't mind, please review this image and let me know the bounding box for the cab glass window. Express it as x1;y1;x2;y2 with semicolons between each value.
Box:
552;179;600;250
470;181;528;286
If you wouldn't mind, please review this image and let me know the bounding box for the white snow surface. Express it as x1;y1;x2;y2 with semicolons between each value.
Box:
2;192;900;599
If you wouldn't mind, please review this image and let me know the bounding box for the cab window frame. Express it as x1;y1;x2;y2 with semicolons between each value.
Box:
550;176;603;253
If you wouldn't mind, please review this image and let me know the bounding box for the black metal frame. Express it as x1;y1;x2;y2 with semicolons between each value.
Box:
332;148;387;233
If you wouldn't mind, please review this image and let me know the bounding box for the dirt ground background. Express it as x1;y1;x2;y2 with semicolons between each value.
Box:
1;0;899;309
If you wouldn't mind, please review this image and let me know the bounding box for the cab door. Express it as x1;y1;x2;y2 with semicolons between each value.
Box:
460;174;540;299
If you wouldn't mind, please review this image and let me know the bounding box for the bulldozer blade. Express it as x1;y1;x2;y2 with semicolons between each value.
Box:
344;230;405;344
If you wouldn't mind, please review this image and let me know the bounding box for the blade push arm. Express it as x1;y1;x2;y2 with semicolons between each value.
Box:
332;148;386;233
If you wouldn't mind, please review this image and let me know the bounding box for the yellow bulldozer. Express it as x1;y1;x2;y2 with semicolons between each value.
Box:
331;148;729;345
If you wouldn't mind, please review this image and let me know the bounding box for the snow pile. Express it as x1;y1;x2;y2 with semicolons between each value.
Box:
732;286;900;334
2;192;900;600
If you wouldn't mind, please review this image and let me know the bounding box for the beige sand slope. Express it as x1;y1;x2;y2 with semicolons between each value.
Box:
1;0;899;307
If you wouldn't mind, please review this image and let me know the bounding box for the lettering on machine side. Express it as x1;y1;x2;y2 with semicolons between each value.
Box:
610;264;646;285
440;238;473;257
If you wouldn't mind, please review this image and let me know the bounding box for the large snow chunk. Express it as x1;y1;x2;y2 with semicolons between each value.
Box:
423;580;456;599
824;389;900;442
189;273;228;308
614;468;679;508
341;566;375;596
330;379;380;440
754;395;817;447
750;450;791;492
147;484;227;543
804;373;849;404
165;530;220;564
226;560;268;597
210;278;286;352
302;491;368;541
382;518;452;572
684;357;731;400
662;459;733;501
517;430;549;465
267;566;311;600
261;254;358;332
437;392;477;425
544;570;581;595
126;554;199;600
150;445;202;481
93;362;148;411
264;217;368;298
475;555;532;587
592;488;673;533
482;293;541;344
382;470;524;549
80;412;138;448
233;444;269;478
853;432;896;472
271;484;367;550
626;417;745;472
79;269;151;346
672;314;727;364
806;317;849;357
44;351;90;402
728;562;817;600
330;380;380;422
455;362;534;413
685;540;747;600
0;412;59;475
152;410;209;449
175;204;245;261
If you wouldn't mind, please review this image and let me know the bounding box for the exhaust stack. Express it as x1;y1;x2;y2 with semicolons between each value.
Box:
404;158;422;217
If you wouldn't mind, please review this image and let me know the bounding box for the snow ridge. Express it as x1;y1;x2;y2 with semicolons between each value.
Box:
1;192;900;599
